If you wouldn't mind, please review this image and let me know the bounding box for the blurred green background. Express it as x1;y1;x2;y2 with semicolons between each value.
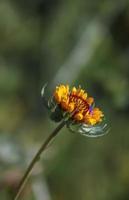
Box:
0;0;129;199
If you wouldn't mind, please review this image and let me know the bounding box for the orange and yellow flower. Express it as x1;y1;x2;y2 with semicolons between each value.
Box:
53;84;104;125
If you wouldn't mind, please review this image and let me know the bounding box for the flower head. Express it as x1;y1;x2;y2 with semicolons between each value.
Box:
42;84;108;137
53;84;103;126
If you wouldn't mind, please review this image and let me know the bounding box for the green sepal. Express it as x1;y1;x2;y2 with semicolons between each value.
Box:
41;83;49;109
50;106;64;122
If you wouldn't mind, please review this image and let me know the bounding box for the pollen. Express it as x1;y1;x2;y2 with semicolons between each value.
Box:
53;84;104;125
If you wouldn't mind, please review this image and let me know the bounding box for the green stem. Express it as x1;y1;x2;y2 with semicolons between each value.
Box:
13;120;66;200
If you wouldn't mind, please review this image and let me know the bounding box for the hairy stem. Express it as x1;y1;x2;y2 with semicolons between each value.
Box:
14;120;66;200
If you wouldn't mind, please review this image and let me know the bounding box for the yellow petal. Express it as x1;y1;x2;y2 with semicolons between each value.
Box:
86;97;94;105
74;112;83;121
84;115;97;125
61;101;69;110
71;87;77;94
68;102;75;112
54;91;61;103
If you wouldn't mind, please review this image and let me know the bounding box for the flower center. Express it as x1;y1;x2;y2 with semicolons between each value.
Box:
69;94;89;114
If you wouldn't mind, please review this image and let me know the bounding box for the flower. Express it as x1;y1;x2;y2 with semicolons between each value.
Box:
53;84;104;126
41;84;108;137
